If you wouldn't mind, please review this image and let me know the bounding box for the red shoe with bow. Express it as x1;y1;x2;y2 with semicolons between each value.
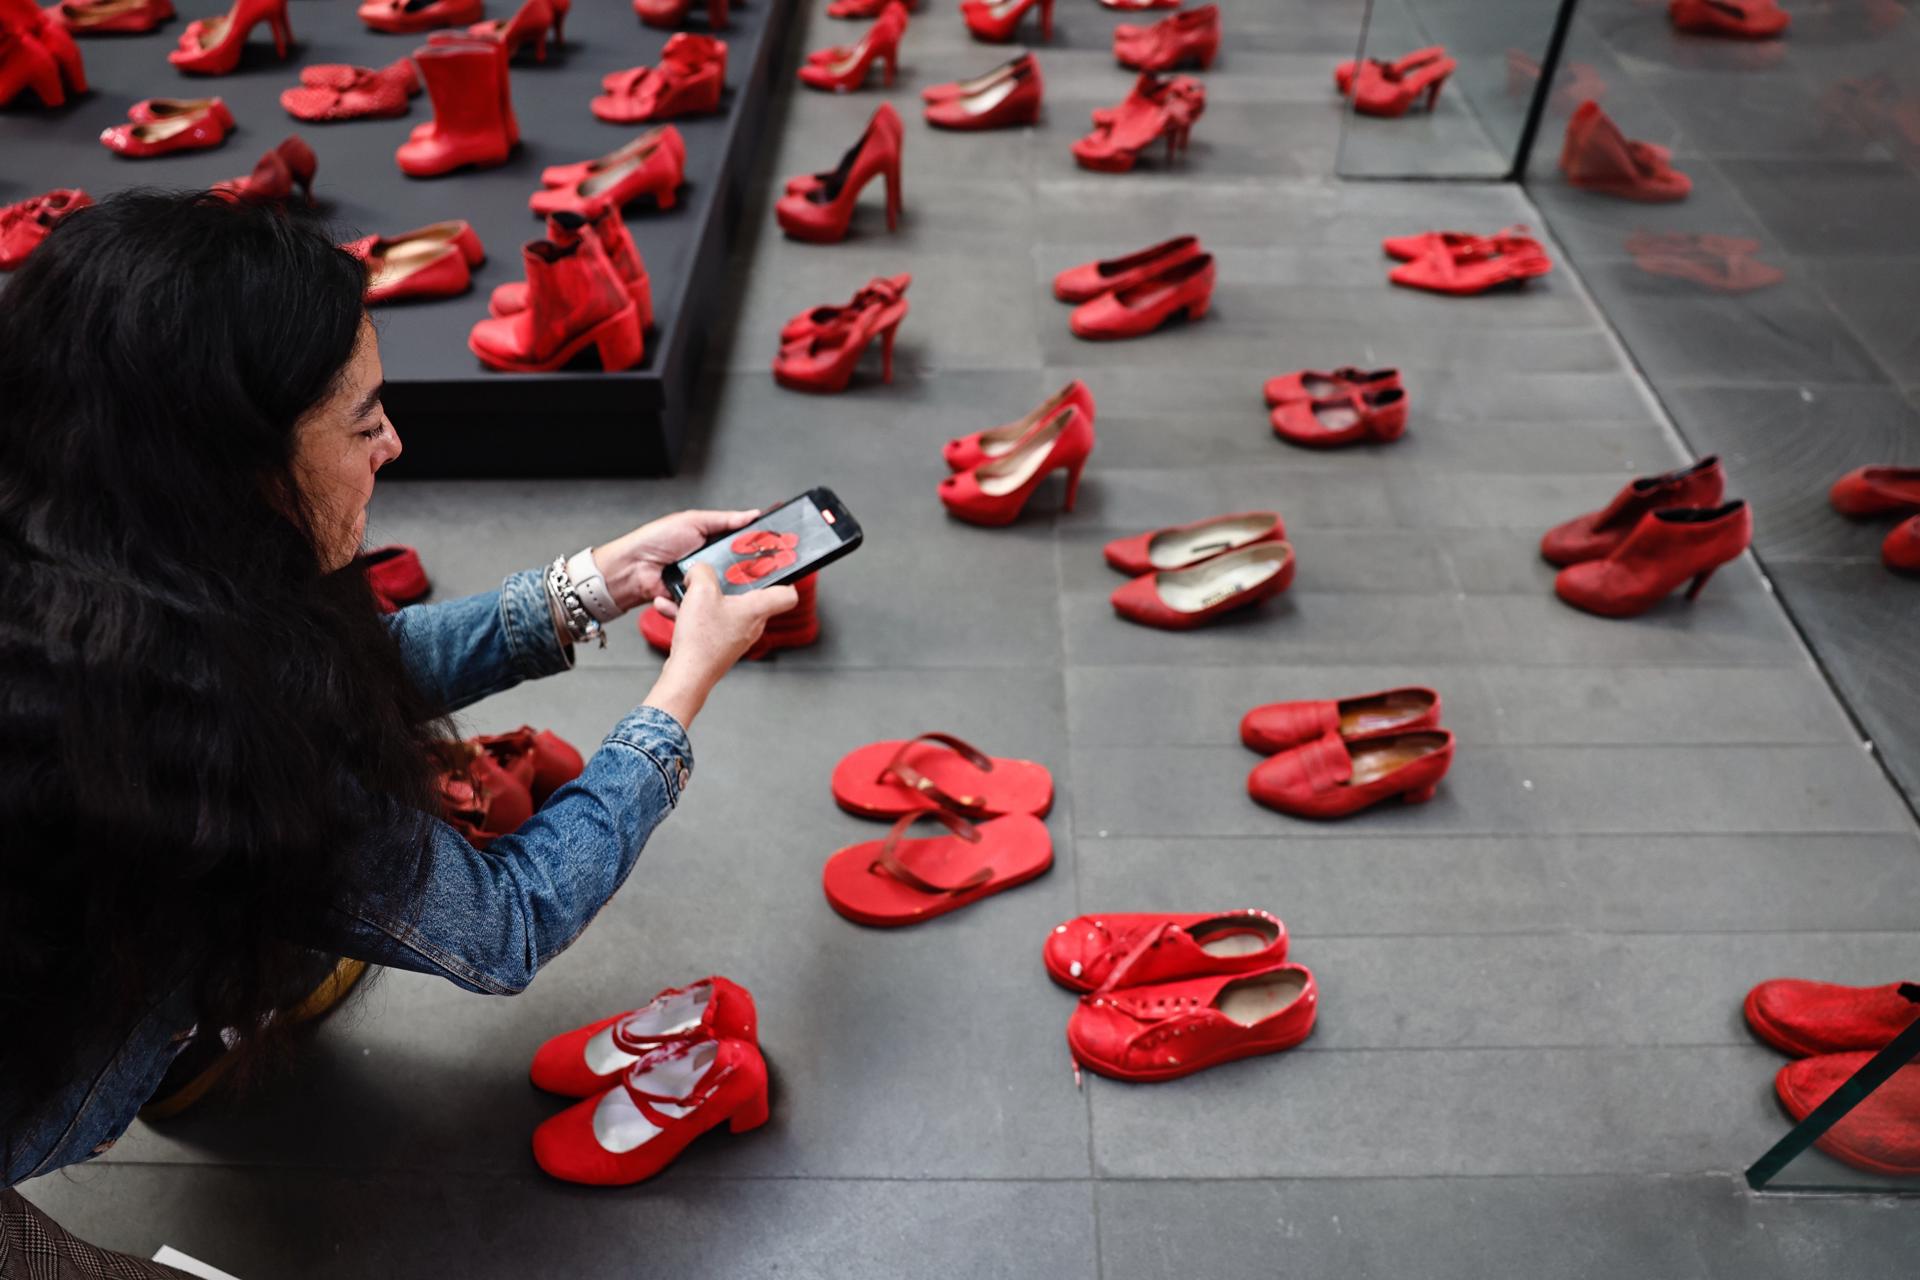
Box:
100;97;233;157
924;52;1041;129
945;379;1094;472
1560;100;1690;201
1068;962;1318;1082
594;32;724;123
1103;510;1284;577
397;39;517;176
469;214;645;372
1070;252;1214;339
532;126;685;215
0;188;89;271
799;0;905;91
282;59;417;119
54;0;173;33
1046;911;1288;993
961;0;1049;43
1113;3;1218;72
215;135;317;203
1110;541;1294;629
1669;0;1788;39
1248;727;1453;819
493;200;651;329
169;0;289;74
1271;386;1408;448
1542;456;1724;566
776;103;903;242
939;403;1094;525
530;977;759;1097
1241;686;1441;755
1554;500;1752;617
359;0;481;33
346;220;486;305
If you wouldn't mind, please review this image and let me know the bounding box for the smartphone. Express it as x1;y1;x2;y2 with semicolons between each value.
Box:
662;487;863;601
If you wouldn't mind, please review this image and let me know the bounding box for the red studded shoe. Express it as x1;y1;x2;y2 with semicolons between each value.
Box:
940;403;1095;525
397;39;516;176
427;0;565;61
594;32;725;123
945;380;1095;472
215;135;317;202
1249;727;1453;819
1774;1054;1920;1178
1045;911;1288;994
1067;962;1318;1082
1053;234;1201;303
169;0;288;74
772;283;908;393
635;0;728;31
1241;686;1441;755
1074;72;1203;172
1346;48;1456;116
282;59;417;120
1829;466;1920;519
532;126;684;216
961;0;1049;43
1542;456;1724;566
359;0;481;34
1335;44;1444;95
1669;0;1789;39
1103;510;1284;577
493;199;651;330
1070;252;1214;339
822;809;1054;927
1887;518;1920;575
1560;100;1690;201
0;188;89;271
639;574;821;659
1113;3;1217;72
799;0;905;92
1110;541;1294;630
469;214;644;373
924;52;1040;129
1271;386;1408;448
359;544;430;606
54;0;173;34
830;732;1054;820
781;272;909;345
1264;365;1400;407
530;977;759;1097
100;97;233;157
532;1037;769;1186
1746;980;1920;1058
1388;228;1551;295
1553;500;1752;617
776;103;903;242
346;220;486;305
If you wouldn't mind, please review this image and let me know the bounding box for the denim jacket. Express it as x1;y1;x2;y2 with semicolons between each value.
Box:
1;568;690;1187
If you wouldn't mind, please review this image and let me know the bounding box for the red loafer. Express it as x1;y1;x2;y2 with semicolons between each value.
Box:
359;543;431;603
1669;0;1789;38
529;976;759;1097
1068;962;1317;1082
1829;466;1920;519
1241;686;1441;755
1070;252;1214;340
1271;387;1407;448
1745;979;1920;1058
1886;517;1920;575
1542;456;1724;566
1053;234;1201;303
925;51;1041;129
939;404;1094;525
1045;910;1287;993
831;732;1053;819
1103;510;1284;577
944;379;1094;472
1554;500;1751;617
1248;727;1453;819
1263;365;1400;406
1774;1053;1920;1178
1110;541;1294;630
100;96;234;157
822;810;1053;927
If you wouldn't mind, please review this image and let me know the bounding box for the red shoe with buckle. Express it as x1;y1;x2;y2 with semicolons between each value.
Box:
1775;1053;1920;1178
1554;500;1752;617
530;977;759;1097
1249;727;1452;819
776;103;902;242
1670;0;1789;39
533;126;684;215
1074;72;1202;171
397;39;516;176
100;97;233;157
939;403;1094;525
594;32;724;122
1111;541;1294;629
641;575;819;659
1113;3;1217;71
830;732;1053;820
282;58;416;119
1886;518;1920;575
1389;228;1551;294
1271;386;1408;448
426;0;564;61
799;0;905;91
1241;687;1441;755
1070;252;1214;339
169;0;288;74
822;810;1054;927
0;188;89;271
781;272;909;345
359;0;480;33
924;52;1041;129
636;0;728;30
1746;980;1920;1058
1347;49;1455;116
945;379;1095;472
1046;911;1287;994
1560;100;1690;201
1830;466;1920;518
55;0;173;33
532;1037;769;1185
1068;962;1317;1082
1103;510;1284;577
1264;366;1400;407
359;544;431;604
215;134;317;202
1053;234;1201;303
961;0;1049;42
347;220;485;305
1335;44;1444;95
493;199;651;329
773;281;908;393
469;214;644;372
1543;456;1724;566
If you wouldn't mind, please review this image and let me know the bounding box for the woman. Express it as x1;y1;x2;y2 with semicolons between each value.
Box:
0;192;795;1255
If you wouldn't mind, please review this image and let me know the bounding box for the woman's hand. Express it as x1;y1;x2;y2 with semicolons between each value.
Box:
642;565;799;731
591;508;762;613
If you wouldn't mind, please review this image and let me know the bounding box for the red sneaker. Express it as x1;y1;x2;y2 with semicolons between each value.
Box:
945;379;1094;472
359;543;431;604
1560;100;1690;202
1248;727;1453;819
1103;511;1284;577
0;187;89;271
1113;3;1218;72
830;732;1052;820
1110;541;1294;630
1829;466;1920;519
1052;234;1201;303
1264;366;1400;407
100;97;234;157
1270;387;1408;448
1669;0;1789;39
1886;517;1920;575
1542;456;1725;566
1746;980;1920;1058
1774;1054;1920;1178
925;51;1041;129
529;977;759;1097
1070;251;1214;339
1553;500;1751;617
1045;910;1287;993
1068;962;1317;1082
1241;686;1441;755
822;810;1054;927
939;403;1094;524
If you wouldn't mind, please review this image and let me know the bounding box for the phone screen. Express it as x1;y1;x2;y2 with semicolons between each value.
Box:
680;494;848;596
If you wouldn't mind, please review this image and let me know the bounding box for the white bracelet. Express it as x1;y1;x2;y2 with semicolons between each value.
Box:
566;547;624;623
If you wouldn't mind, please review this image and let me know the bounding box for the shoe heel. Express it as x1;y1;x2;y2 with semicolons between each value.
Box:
591;307;645;371
729;1084;770;1133
880;322;899;383
1685;566;1718;601
1063;456;1087;512
1403;783;1438;804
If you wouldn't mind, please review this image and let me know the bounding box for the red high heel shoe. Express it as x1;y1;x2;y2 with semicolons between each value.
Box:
1074;73;1203;172
923;52;1041;129
944;379;1094;472
636;0;727;31
0;188;89;272
1560;101;1689;201
1053;234;1201;303
961;0;1049;42
469;214;644;372
594;32;724;122
493;199;651;329
530;977;758;1098
1242;687;1442;755
775;103;903;243
1068;962;1317;1082
939;404;1094;526
215;135;316;202
1263;366;1400;406
1669;0;1788;39
1270;387;1408;448
1103;510;1284;576
1388;229;1551;294
1829;466;1920;518
396;39;516;176
359;0;481;34
773;282;908;392
100;97;233;157
1347;50;1455;116
426;0;564;62
1069;251;1214;340
1113;3;1218;72
282;58;417;120
799;0;905;91
346;220;486;305
1542;456;1724;566
1249;728;1453;819
1045;910;1289;994
169;0;288;74
1109;541;1294;630
54;0;173;34
532;126;685;215
1335;45;1443;95
1554;500;1752;617
1886;518;1920;575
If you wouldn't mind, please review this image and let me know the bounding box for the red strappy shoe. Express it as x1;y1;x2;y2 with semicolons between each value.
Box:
823;810;1053;927
924;51;1041;129
100;97;233;157
1389;228;1551;295
1774;1054;1920;1178
594;31;724;122
1053;234;1201;303
54;0;173;34
944;380;1094;472
635;0;728;31
831;732;1053;819
468;213;644;372
1542;456;1724;566
346;220;486;305
396;39;517;176
215;135;316;202
1334;45;1443;95
776;103;903;242
1347;50;1456;116
1046;911;1288;994
1103;511;1285;577
1249;727;1452;818
530;977;759;1097
799;0;905;91
1263;365;1400;406
1745;979;1920;1059
772;281;908;392
1560;100;1689;201
940;403;1094;525
780;272;909;345
1669;0;1788;39
1241;687;1441;755
961;0;1049;43
1886;518;1920;575
1829;466;1920;519
282;58;416;120
358;0;480;33
1074;72;1202;171
1113;3;1217;72
1554;501;1752;617
1068;962;1318;1082
169;0;288;74
429;0;565;61
1270;386;1408;448
493;199;651;329
1069;251;1214;339
1110;541;1295;630
0;188;89;271
532;126;685;215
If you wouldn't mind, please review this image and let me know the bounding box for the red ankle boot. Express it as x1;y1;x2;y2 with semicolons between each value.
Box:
1554;500;1752;617
1560;100;1690;201
468;215;644;372
1541;456;1724;566
492;199;651;329
776;102;903;242
396;39;515;176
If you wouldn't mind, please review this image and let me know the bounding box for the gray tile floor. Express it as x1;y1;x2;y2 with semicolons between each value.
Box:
18;0;1920;1272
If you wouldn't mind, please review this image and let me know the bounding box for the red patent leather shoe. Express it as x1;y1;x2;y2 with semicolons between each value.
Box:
1775;1054;1920;1177
1746;979;1920;1058
830;731;1052;820
924;52;1041;129
100;97;233;157
1113;3;1217;72
169;0;289;74
1885;517;1920;575
346;220;485;305
397;39;516;176
1074;72;1203;171
1389;228;1551;294
776;103;903;243
772;280;909;393
532;125;684;215
635;0;728;31
961;0;1049;43
1829;466;1920;519
469;215;644;372
640;576;819;660
1241;686;1441;755
1670;0;1789;39
945;379;1095;472
1560;100;1690;201
1053;234;1201;303
799;0;905;92
1068;962;1317;1082
1271;387;1408;448
1103;510;1284;577
530;977;759;1097
1249;727;1453;819
56;0;173;33
1554;500;1751;617
426;0;565;61
780;272;909;345
594;31;724;123
1110;541;1294;629
1541;456;1724;566
493;199;651;329
359;544;430;606
0;188;89;272
1347;48;1455;116
1264;365;1400;407
1070;252;1214;339
1046;910;1288;993
282;59;417;119
939;404;1094;525
1335;45;1443;95
215;135;317;202
532;1037;769;1185
359;0;480;33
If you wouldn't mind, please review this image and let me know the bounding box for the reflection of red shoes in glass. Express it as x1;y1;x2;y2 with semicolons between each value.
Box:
1110;542;1294;629
1543;455;1724;566
1045;910;1288;993
1554;501;1752;617
1745;979;1920;1058
169;0;288;74
1775;1053;1920;1178
1103;510;1284;577
1829;466;1920;519
346;220;485;305
1346;48;1455;116
1070;252;1214;339
945;379;1094;472
1271;387;1408;448
469;214;644;372
55;0;174;34
100;97;233;157
1113;3;1218;72
1248;728;1452;818
282;58;416;119
924;51;1041;129
530;977;759;1098
775;103;903;242
1067;962;1317;1081
594;32;724;122
1560;100;1689;201
1241;686;1441;754
1335;45;1443;95
0;188;90;271
358;0;480;34
799;0;905;92
961;0;1049;43
1388;228;1550;295
1886;518;1920;575
939;404;1094;525
1625;230;1783;293
492;199;652;329
1669;0;1788;39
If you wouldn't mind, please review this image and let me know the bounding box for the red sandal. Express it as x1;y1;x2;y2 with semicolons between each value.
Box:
1103;510;1284;577
822;809;1053;927
1248;727;1453;819
1068;962;1317;1082
944;379;1095;472
530;976;758;1097
831;732;1052;819
1045;910;1287;993
1241;686;1441;754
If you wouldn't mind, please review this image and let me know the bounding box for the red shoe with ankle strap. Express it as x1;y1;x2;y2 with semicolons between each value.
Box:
54;0;173;34
0;188;89;271
1774;1053;1920;1178
469;215;644;372
1348;50;1455;116
945;380;1094;472
1389;229;1551;294
100;97;233;157
1885;518;1920;575
939;404;1094;525
830;731;1053;820
359;0;480;33
1560;100;1690;201
799;0;905;91
1542;456;1724;566
1070;252;1214;339
493;200;650;329
1110;541;1294;630
346;220;485;305
1046;910;1288;994
1670;0;1788;38
594;32;724;122
426;0;565;61
1067;962;1317;1082
215;135;317;202
1554;500;1751;617
282;59;416;120
532;126;684;215
532;1037;769;1185
530;977;759;1097
1249;727;1453;819
169;0;287;74
359;544;430;605
1335;45;1444;95
1113;3;1217;71
1746;979;1920;1058
1830;466;1920;518
924;52;1040;129
1264;366;1399;406
1053;234;1201;303
397;39;516;176
781;273;909;345
772;283;908;393
962;0;1049;42
776;103;902;242
1271;387;1407;448
1241;686;1441;755
636;0;727;30
1103;510;1284;577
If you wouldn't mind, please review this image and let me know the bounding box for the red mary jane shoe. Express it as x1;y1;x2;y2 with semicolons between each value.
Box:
469;214;644;373
492;199;651;329
359;544;430;606
532;1037;769;1186
823;809;1054;927
939;403;1095;525
1070;251;1214;340
359;0;481;34
1110;541;1294;630
1560;100;1690;202
961;0;1049;43
1271;387;1408;448
532;126;685;216
282;59;417;120
945;380;1095;472
397;39;517;177
1113;3;1218;72
636;0;728;31
1885;518;1920;576
56;0;172;33
215;134;317;202
1264;365;1400;407
1053;234;1201;303
1249;727;1453;819
1388;228;1551;295
1068;962;1318;1082
1669;0;1788;39
776;103;903;243
925;51;1040;129
530;977;759;1097
1045;910;1288;994
798;0;905;92
169;0;288;75
0;188;89;272
780;271;909;345
594;32;724;123
1746;979;1920;1059
1241;687;1441;755
1775;1054;1920;1178
1830;466;1920;519
1103;510;1284;577
830;732;1053;820
346;220;486;305
1542;456;1724;566
772;282;908;393
1553;500;1751;617
100;97;233;157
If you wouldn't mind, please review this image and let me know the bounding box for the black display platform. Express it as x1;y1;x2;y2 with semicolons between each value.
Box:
0;0;796;475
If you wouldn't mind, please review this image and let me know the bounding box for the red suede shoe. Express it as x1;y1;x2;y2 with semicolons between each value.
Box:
396;39;516;177
639;575;819;660
1068;962;1317;1082
1241;687;1441;755
532;1037;769;1185
635;0;728;31
1829;466;1920;519
493;200;651;329
359;544;431;604
1074;73;1202;172
781;272;910;345
961;0;1049;43
169;0;287;74
215;135;317;203
1775;1053;1920;1178
532;126;684;216
830;732;1052;820
1389;230;1551;294
1335;45;1444;95
348;221;485;305
1347;49;1455;116
799;0;905;92
1053;235;1201;304
0;188;89;272
469;215;644;372
772;285;908;393
1103;511;1284;577
1271;387;1408;448
776;103;902;242
359;0;481;33
1746;980;1920;1058
530;977;759;1097
1670;0;1789;39
1110;541;1294;630
945;379;1094;472
594;32;725;123
282;59;417;120
925;52;1041;129
823;810;1054;927
940;404;1094;525
1554;500;1751;617
1264;366;1400;407
1070;252;1214;339
100;97;233;157
1560;100;1690;201
1249;727;1453;819
1886;518;1920;575
1113;3;1218;72
1542;456;1724;566
1045;910;1287;993
55;0;173;34
433;740;534;847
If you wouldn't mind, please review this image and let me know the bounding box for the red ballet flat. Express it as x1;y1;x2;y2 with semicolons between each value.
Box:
780;272;909;345
823;810;1054;927
1113;3;1218;72
100;97;233;157
961;0;1050;43
1110;541;1294;630
345;220;486;305
1542;456;1724;566
169;0;289;75
1335;45;1444;95
359;544;430;605
0;188;89;272
1103;510;1284;577
798;0;905;92
1045;910;1288;994
635;0;728;31
944;379;1094;472
1883;517;1920;575
772;281;908;392
1774;1054;1920;1178
925;51;1041;129
1249;727;1453;819
1241;687;1441;755
1389;229;1551;295
358;0;481;34
492;199;651;329
775;103;903;243
1669;0;1788;39
1560;100;1690;201
1347;50;1456;116
1264;366;1400;406
55;0;173;33
594;32;725;123
1554;500;1752;617
1070;251;1214;339
939;404;1094;525
469;215;644;373
1745;979;1920;1058
1829;466;1920;519
1053;234;1201;303
532;126;685;216
1270;387;1408;448
830;732;1053;820
1068;962;1317;1082
215;134;317;202
530;976;759;1097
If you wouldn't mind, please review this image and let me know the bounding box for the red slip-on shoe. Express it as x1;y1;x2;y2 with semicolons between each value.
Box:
1113;3;1218;72
396;39;516;177
798;0;905;92
1830;466;1920;519
1111;541;1295;630
1068;962;1317;1083
1349;52;1456;117
1271;387;1408;448
945;379;1094;472
1885;517;1920;575
433;740;534;847
1334;44;1445;95
926;51;1041;129
530;976;759;1097
1045;910;1287;994
532;1037;769;1186
961;0;1050;43
1746;980;1920;1059
359;544;431;604
1542;455;1724;566
1560;100;1690;202
1070;252;1214;339
1249;727;1453;819
55;0;174;34
1390;231;1551;295
359;0;481;34
831;732;1051;819
1241;686;1441;755
100;97;233;157
493;199;652;329
215;134;317;203
781;272;910;345
1554;500;1751;617
1774;1053;1920;1178
282;59;417;120
822;809;1053;927
1670;0;1789;39
1264;366;1400;407
594;33;725;123
531;126;684;216
1103;511;1284;577
775;103;903;243
346;220;485;304
1053;234;1202;303
939;404;1095;525
469;215;643;373
635;0;729;31
0;188;90;272
169;0;288;75
1381;224;1529;262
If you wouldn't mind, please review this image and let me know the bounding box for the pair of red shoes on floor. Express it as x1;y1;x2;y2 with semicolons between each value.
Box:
0;188;89;272
51;0;171;34
596;32;725;122
1;0;85;106
283;59;419;121
99;96;234;158
170;0;288;75
778;103;903;242
939;380;1096;526
826;733;1054;925
799;0;906;92
1053;234;1215;340
1670;0;1788;39
640;574;821;658
1746;978;1920;1177
1113;3;1217;72
1561;101;1690;202
1075;72;1204;171
347;219;487;305
433;725;585;848
1103;509;1293;630
1830;466;1920;575
1626;230;1783;293
470;201;651;373
923;51;1041;130
1543;456;1752;617
1265;366;1407;448
1384;224;1552;295
1243;686;1453;818
774;273;910;393
962;0;1050;42
359;543;430;611
529;977;769;1185
1334;44;1453;117
532;127;686;216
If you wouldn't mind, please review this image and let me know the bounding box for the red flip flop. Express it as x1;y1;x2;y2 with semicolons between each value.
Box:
830;732;1053;819
822;810;1053;927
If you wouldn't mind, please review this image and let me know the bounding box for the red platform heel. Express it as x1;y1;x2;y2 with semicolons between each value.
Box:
961;0;1049;42
1270;386;1408;448
939;404;1095;526
1554;500;1752;618
799;0;906;92
1069;251;1214;340
469;214;644;373
169;0;289;75
1113;3;1218;72
776;102;903;243
923;52;1041;129
773;283;909;393
1542;456;1724;566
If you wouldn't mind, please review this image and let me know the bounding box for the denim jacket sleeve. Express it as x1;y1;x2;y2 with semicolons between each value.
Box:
383;567;573;715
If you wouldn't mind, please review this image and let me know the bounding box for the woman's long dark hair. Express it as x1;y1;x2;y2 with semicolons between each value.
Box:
0;192;443;1118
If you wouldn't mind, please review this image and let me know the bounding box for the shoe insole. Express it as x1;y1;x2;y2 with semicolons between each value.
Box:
977;383;1081;455
1217;970;1309;1027
959;76;1021;116
365;240;457;292
1337;690;1433;737
1156;545;1289;613
592;1041;713;1153
976;407;1074;497
1146;515;1274;570
1349;731;1447;785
